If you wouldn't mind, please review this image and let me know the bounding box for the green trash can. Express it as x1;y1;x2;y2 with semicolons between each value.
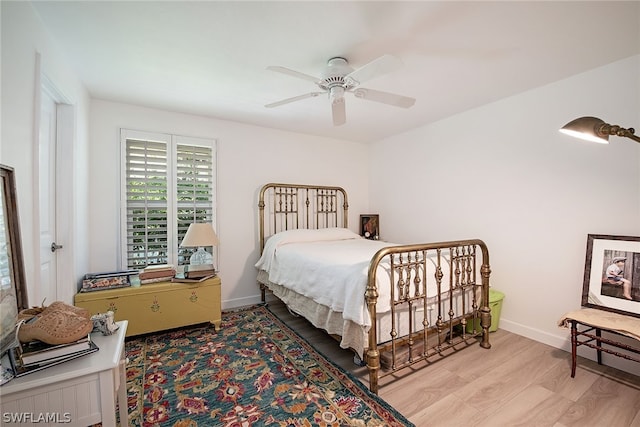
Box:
467;288;505;333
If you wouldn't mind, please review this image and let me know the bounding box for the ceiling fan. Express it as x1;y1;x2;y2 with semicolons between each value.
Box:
265;54;416;126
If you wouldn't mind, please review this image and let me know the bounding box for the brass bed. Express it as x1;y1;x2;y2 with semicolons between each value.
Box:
256;183;492;393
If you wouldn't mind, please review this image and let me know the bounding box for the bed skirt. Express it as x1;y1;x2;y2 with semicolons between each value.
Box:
258;270;369;357
258;270;475;359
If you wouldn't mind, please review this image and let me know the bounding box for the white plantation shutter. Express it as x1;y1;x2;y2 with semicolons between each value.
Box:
175;138;215;265
121;130;216;270
124;134;170;268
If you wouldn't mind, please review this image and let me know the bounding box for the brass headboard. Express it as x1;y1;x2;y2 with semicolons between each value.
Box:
258;183;349;253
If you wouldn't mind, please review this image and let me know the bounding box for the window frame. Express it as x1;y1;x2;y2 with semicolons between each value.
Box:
119;129;217;270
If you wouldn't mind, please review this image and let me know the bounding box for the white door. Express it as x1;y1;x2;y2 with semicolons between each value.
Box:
38;89;58;305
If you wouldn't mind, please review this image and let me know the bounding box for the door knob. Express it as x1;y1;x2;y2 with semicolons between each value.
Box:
51;242;63;252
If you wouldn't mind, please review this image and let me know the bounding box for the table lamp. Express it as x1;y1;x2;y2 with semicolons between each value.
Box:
180;222;219;266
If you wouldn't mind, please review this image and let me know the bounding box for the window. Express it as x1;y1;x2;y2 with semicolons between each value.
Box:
120;129;216;269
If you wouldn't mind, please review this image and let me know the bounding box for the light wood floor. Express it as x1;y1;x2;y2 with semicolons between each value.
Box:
266;297;640;427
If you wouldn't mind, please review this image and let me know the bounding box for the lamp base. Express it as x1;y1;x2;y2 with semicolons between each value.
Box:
190;247;213;266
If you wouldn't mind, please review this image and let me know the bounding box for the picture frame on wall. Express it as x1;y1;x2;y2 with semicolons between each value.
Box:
582;234;640;318
360;214;379;240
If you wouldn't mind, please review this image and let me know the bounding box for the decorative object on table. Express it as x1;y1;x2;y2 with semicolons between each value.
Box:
81;269;138;292
360;214;379;240
123;305;413;427
91;311;119;335
180;222;219;267
129;274;141;287
138;264;176;284
18;300;89;322
17;301;93;345
581;234;640;317
560;116;640;144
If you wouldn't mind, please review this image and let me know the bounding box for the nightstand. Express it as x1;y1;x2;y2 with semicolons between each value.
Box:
0;321;129;426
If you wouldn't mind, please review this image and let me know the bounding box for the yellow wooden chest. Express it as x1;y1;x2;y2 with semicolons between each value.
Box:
74;277;221;337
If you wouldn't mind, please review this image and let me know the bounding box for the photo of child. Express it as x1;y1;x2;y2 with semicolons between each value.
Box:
601;252;635;300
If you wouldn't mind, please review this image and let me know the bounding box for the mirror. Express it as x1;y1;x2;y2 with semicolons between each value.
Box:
0;164;27;356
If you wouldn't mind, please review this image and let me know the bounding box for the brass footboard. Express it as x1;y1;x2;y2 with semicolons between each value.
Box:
365;240;491;394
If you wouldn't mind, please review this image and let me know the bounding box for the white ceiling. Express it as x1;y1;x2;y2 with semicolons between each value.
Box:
31;1;640;143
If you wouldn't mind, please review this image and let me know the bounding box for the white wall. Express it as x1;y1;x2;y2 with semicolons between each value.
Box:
1;1;91;304
370;55;640;372
88;100;369;308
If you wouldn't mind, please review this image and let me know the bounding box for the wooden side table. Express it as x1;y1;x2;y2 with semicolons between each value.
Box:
0;321;128;426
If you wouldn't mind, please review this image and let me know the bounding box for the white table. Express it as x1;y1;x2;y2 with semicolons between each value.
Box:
0;321;128;426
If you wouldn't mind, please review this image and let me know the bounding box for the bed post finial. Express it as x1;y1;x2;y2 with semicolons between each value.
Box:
343;197;349;228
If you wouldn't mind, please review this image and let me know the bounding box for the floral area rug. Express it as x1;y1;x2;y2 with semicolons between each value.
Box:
123;304;413;426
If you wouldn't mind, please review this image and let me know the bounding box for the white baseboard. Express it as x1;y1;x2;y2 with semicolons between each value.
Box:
222;295;263;310
499;318;571;351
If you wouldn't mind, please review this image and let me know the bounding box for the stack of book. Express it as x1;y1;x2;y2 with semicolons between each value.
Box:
139;264;176;284
9;335;98;377
184;263;216;279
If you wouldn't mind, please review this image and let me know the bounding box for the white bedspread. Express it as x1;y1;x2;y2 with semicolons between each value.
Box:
255;228;394;327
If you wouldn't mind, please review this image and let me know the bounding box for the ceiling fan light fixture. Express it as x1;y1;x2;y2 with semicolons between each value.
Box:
324;57;352;76
330;86;345;104
265;54;416;125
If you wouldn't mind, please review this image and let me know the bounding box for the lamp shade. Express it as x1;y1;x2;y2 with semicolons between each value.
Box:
180;222;219;248
560;116;640;144
559;116;609;144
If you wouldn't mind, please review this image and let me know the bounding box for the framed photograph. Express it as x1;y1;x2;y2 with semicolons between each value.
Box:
360;214;379;240
582;234;640;317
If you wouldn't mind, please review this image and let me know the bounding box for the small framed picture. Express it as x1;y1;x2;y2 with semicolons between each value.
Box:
582;234;640;317
360;214;379;240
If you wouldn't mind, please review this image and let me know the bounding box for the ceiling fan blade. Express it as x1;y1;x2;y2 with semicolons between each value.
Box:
266;66;321;83
352;87;416;108
344;54;403;86
265;92;323;108
332;98;346;126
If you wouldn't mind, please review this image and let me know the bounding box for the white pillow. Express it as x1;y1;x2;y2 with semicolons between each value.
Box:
267;227;361;247
256;228;361;271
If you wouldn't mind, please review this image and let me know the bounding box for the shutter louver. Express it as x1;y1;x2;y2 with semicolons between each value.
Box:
176;144;214;266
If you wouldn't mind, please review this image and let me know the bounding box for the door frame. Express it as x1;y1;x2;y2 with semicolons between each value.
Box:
33;53;77;304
